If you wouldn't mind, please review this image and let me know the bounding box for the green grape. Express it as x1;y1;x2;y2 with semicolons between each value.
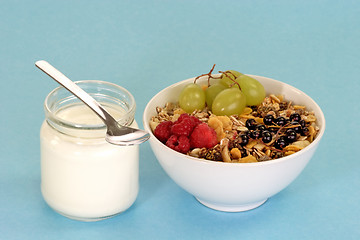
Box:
179;83;206;113
205;83;227;110
212;88;246;116
237;75;266;106
219;70;242;87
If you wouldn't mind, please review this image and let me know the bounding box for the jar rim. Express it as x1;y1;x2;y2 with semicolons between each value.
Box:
44;80;136;133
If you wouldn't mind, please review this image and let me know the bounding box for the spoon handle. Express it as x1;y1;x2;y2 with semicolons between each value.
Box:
35;60;114;124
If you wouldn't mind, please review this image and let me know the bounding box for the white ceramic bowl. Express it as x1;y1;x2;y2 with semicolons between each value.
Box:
143;74;325;212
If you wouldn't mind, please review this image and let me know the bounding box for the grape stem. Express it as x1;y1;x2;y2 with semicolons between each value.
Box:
218;70;242;90
194;64;221;86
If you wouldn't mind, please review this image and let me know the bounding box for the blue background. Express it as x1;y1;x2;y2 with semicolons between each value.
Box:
0;0;359;239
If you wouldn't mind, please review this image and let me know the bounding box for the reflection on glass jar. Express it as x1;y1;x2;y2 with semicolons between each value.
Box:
40;80;139;221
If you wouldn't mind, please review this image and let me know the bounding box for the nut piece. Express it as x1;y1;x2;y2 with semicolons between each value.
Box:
239;155;257;163
208;116;233;141
276;94;284;102
293;105;306;110
253;143;266;151
189;148;203;158
246;139;258;149
308;125;316;142
304;114;316;122
230;148;242;159
292;140;310;149
174;108;186;115
149;120;159;132
220;138;231;162
217;116;233;130
285;151;296;156
242;107;253;115
208;117;225;141
284;145;303;152
270;94;281;103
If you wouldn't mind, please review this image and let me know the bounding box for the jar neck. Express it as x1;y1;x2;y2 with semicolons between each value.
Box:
44;80;136;138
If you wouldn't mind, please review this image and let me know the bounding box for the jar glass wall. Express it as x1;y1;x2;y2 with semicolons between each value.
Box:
40;80;139;221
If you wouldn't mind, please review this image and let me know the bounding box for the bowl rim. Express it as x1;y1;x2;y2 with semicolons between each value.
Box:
143;74;326;167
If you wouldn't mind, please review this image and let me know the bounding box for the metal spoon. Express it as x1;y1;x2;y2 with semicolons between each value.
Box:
35;60;150;146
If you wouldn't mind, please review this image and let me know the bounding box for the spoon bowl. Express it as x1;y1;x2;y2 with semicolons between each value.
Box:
36;60;149;146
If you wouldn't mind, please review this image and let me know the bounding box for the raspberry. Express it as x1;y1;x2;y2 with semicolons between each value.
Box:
176;113;201;126
176;113;187;122
189;115;202;127
190;123;218;149
166;135;191;154
171;118;193;136
171;113;201;136
154;121;173;142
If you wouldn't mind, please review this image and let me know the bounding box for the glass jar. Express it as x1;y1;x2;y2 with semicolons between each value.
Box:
40;80;139;221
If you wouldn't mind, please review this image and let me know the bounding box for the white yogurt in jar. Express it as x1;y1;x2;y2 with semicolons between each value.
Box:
40;81;139;221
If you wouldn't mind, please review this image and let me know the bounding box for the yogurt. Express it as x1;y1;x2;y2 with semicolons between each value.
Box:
40;80;139;221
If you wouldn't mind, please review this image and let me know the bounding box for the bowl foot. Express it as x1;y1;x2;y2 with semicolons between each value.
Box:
195;198;267;212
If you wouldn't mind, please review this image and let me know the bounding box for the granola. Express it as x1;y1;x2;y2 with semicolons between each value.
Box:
150;95;319;163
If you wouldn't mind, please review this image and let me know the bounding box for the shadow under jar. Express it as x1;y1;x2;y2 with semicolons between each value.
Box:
40;80;139;221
